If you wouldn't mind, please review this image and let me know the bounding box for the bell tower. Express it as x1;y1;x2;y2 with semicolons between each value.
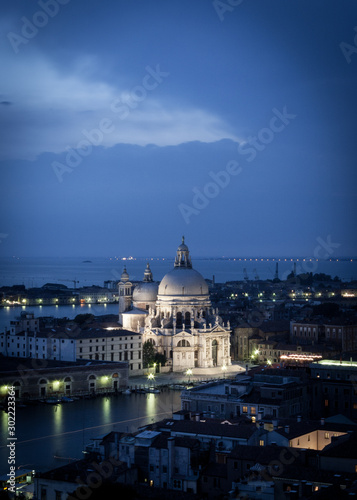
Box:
118;266;133;314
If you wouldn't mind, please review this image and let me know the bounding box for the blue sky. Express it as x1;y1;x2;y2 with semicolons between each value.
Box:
0;0;356;258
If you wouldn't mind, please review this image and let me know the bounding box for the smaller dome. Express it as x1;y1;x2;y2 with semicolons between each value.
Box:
133;282;158;303
177;235;188;252
143;262;153;282
120;266;129;282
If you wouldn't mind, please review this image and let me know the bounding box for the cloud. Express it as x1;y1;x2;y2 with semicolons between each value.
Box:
0;49;241;161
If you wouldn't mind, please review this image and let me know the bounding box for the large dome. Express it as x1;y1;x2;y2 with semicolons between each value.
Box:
133;282;158;302
158;267;209;296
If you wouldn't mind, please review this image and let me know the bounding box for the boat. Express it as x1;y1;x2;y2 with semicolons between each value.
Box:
147;387;160;394
44;397;61;404
124;388;132;395
61;396;74;403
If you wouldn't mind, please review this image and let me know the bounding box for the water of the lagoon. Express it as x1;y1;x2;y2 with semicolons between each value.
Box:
0;257;356;331
0;303;119;332
0;256;356;288
0;391;181;475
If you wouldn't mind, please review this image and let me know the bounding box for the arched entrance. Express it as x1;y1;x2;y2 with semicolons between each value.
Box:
184;312;191;327
212;340;218;367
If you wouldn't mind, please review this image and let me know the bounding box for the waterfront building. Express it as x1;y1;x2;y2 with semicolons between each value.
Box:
0;313;143;373
119;238;231;371
0;357;128;400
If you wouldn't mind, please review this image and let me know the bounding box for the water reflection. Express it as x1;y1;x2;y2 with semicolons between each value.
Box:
145;393;156;419
0;411;8;440
102;397;111;423
53;404;63;434
0;392;181;474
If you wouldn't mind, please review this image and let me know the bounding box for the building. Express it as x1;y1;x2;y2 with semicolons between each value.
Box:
119;238;231;371
0;313;143;374
0;357;128;400
309;359;357;419
181;372;315;420
290;319;357;350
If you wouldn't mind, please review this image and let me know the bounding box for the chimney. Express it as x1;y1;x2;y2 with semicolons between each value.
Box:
285;425;290;434
297;415;302;423
195;413;200;422
321;417;325;426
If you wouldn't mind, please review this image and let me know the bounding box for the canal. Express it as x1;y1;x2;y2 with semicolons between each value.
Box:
0;390;181;475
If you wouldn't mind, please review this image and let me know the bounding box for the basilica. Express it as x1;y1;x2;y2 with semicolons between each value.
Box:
118;238;231;371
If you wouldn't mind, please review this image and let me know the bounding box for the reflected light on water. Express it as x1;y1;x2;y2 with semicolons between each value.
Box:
146;393;156;419
102;397;111;423
53;404;63;434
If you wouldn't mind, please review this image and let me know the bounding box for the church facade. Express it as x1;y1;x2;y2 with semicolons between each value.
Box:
118;238;231;372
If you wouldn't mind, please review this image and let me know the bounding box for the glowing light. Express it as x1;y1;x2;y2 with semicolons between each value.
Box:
53;380;60;389
280;354;323;362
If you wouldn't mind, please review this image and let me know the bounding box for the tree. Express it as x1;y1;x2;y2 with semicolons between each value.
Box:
143;341;156;368
154;352;167;367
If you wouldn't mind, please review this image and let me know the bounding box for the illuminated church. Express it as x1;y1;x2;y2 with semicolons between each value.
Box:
118;238;231;371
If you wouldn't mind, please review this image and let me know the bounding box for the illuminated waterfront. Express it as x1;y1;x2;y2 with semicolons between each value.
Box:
0;390;181;475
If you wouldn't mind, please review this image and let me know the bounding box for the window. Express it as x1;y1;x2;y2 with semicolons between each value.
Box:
250;407;256;415
259;440;264;446
242;406;248;413
324;432;329;439
55;491;62;500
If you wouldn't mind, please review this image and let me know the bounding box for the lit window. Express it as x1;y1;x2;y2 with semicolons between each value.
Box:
242;406;248;413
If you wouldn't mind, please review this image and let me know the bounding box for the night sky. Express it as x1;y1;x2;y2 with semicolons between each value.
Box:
1;0;356;258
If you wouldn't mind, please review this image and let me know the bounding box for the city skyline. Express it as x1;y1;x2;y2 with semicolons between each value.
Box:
1;0;356;258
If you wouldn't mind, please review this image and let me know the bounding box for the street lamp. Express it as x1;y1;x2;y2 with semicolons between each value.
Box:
186;368;193;384
147;372;155;388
